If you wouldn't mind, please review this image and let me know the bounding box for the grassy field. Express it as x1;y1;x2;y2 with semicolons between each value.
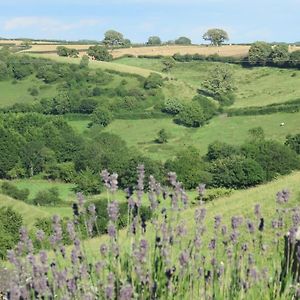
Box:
55;170;300;264
0;76;57;108
100;112;300;161
116;57;300;108
10;179;76;201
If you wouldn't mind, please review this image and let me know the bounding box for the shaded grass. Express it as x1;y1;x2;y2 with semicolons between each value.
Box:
103;112;300;161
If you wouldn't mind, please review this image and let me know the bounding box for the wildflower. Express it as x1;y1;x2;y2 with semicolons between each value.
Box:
208;238;216;250
195;208;206;223
67;221;76;241
214;215;222;229
246;220;255;234
100;169;110;188
107;200;119;222
120;284;133;300
276;189;290;204
258;218;264;232
36;230;45;242
77;192;85;208
254;204;261;218
100;243;108;256
221;225;227;236
109;173;118;193
168;172;177;186
197;183;206;197
107;223;117;238
179;250;189;268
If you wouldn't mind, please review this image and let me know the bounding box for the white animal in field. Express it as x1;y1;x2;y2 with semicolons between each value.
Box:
280;122;285;126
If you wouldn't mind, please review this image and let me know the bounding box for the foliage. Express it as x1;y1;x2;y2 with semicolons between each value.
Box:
32;187;62;206
144;73;164;89
103;30;125;46
91;106;113;127
79;55;89;68
248;127;265;141
193;95;218;120
165;147;212;189
248;42;273;66
200;63;235;105
74;168;103;194
210;155;265;188
57;46;79;58
156;129;168;144
161;56;175;72
162;98;184;115
285;133;300;154
206;141;239;161
289;50;300;68
242;140;300;181
0;206;23;259
147;36;162;45
1;182;30;202
87;45;113;61
203;28;229;46
46;162;76;182
175;36;192;45
270;44;289;66
174;102;205;127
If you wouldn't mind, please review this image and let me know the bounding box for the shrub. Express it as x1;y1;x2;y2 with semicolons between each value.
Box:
0;206;23;259
32;187;62;206
248;41;272;66
193;95;218;120
206;141;240;161
175;36;192;45
210;155;265;188
46;162;76;182
91;106;113;127
162;98;184;115
87;46;112;61
1;182;30;202
285;134;300;154
242;140;300;181
156;129;169;144
174;102;205;127
144;73;164;89
74;169;103;195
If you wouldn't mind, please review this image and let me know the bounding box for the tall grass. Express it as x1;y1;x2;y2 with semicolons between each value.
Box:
3;166;300;299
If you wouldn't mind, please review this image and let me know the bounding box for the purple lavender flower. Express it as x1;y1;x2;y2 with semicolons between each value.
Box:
254;204;261;218
100;243;108;256
107;223;117;238
39;251;48;265
276;189;290;204
179;250;189;268
77;192;85;208
221;225;227;236
195;208;206;223
214;215;222;229
120;284;133;300
208;238;216;250
109;173;118;193
67;221;76;241
246;220;255;234
100;169;110;189
168;172;177;186
36;229;45;242
107;200;119;222
197;183;206;199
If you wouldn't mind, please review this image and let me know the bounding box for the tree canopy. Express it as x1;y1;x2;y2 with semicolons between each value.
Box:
147;36;162;45
103;30;124;46
175;37;192;45
203;29;229;46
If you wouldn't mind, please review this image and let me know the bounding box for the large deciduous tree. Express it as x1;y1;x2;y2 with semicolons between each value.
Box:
87;45;112;61
147;36;162;45
270;44;289;66
103;30;124;46
175;36;192;45
203;29;229;46
200;64;235;105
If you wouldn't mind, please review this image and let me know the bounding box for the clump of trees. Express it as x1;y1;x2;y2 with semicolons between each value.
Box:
147;36;162;45
57;46;79;58
87;45;112;61
203;28;229;46
175;37;192;45
248;42;300;68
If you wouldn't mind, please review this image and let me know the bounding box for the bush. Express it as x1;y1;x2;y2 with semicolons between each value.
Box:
285;134;300;154
175;37;192;45
162;98;184;115
174;102;205;127
32;187;62;206
144;73;164;89
193;95;218;120
91;106;113;127
0;206;23;259
206;141;240;161
1;182;30;202
248;41;272;66
242;140;300;181
74;169;103;195
87;46;112;61
210;155;265;189
46;162;76;182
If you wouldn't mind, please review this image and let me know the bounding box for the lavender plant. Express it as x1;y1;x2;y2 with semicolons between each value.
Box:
2;166;300;299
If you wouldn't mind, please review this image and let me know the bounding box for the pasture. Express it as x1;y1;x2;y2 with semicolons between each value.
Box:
0;76;57;108
102;111;300;161
116;57;300;108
